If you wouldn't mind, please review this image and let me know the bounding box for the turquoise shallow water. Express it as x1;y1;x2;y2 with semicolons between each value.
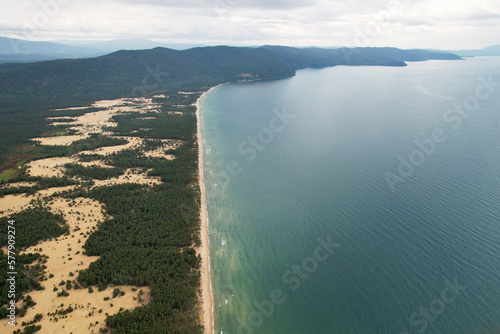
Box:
199;57;500;334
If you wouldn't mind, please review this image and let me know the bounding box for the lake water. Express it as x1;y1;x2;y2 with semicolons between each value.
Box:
199;57;500;334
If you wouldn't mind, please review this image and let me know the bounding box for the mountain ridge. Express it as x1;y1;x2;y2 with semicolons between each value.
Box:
0;36;205;63
451;45;500;57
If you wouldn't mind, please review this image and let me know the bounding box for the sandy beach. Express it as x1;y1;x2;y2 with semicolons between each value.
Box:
197;86;222;334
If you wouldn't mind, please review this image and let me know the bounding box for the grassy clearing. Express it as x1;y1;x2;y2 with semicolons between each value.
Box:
16;160;27;167
41;129;69;137
0;168;18;181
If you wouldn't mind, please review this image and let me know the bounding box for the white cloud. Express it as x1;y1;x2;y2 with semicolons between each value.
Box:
0;0;498;49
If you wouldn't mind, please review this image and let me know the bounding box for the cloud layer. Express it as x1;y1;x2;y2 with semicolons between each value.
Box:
0;0;498;49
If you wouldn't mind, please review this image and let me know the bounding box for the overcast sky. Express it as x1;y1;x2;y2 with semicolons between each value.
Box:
1;0;499;49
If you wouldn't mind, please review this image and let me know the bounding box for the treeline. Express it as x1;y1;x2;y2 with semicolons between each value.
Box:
65;134;128;155
0;134;128;184
46;107;107;118
78;247;201;333
154;92;200;105
0;106;106;168
161;105;197;113
0;207;68;318
110;112;196;141
0;176;78;197
0;252;45;317
64;163;125;180
142;139;171;152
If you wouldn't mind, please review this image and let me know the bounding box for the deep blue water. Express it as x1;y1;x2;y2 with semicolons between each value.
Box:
199;57;500;334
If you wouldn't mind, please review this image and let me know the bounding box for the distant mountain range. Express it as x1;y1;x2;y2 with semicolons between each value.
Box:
2;36;498;64
450;45;500;57
0;37;204;63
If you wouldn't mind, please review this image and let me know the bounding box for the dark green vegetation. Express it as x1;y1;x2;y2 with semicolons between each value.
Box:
66;134;128;154
12;322;42;334
111;112;195;141
0;176;79;197
0;252;45;318
0;207;67;249
63;163;125;180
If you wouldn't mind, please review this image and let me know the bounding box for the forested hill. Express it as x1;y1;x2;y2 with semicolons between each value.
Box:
0;45;460;113
259;46;461;69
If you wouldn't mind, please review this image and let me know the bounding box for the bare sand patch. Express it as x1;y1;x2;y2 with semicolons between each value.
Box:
79;161;112;168
83;137;141;156
0;186;77;218
71;109;119;135
31;135;88;146
82;136;182;158
178;91;201;95
2;285;151;334
27;157;77;178
92;168;162;188
34;98;167;155
54;106;91;111
0;194;34;217
26;156;121;179
30;108;120;148
51;122;79;127
91;99;127;109
143;150;176;159
142;139;183;159
45;103;126;140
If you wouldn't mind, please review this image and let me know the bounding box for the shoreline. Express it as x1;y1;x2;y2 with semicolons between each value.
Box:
196;84;222;334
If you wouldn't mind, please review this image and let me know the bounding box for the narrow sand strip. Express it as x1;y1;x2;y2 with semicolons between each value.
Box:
197;85;223;334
